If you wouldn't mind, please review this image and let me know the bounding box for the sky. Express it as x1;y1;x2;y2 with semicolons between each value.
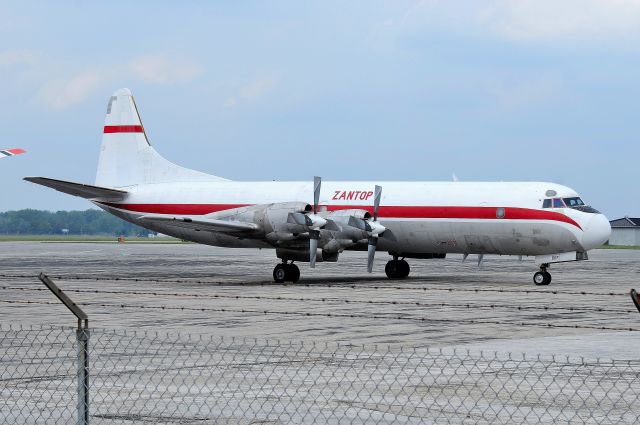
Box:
1;0;639;219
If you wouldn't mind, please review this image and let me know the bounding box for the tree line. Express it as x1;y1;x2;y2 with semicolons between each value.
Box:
0;209;151;236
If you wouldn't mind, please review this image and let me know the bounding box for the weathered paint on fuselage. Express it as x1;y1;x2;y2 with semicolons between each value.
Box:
95;180;610;257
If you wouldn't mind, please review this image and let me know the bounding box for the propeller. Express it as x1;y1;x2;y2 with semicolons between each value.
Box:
347;185;392;273
309;176;322;267
287;176;338;268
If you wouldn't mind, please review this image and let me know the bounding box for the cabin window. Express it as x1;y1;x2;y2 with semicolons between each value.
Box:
496;207;505;219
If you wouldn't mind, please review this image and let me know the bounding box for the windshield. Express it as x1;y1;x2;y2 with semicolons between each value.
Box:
541;196;600;213
563;197;585;207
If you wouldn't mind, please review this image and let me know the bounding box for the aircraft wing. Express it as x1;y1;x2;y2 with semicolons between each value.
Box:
1;148;26;159
139;214;259;233
24;177;128;200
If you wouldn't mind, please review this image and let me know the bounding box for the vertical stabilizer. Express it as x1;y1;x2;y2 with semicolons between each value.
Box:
95;88;227;188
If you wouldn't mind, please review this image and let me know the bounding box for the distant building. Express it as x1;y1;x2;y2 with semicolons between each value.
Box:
609;217;640;246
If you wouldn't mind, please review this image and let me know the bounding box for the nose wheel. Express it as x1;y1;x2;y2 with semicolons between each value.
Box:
533;264;552;286
385;259;410;279
273;262;300;283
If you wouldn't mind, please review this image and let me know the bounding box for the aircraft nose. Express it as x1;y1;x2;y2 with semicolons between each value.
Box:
581;214;611;250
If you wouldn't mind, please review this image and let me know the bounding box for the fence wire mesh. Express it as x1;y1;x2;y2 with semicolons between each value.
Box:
1;324;639;424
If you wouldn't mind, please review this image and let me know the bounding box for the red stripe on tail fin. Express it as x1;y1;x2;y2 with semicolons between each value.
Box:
103;125;144;134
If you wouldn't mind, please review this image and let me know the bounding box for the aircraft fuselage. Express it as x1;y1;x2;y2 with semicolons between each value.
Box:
96;180;610;257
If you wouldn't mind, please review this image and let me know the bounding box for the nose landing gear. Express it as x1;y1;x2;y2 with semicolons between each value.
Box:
533;264;552;286
273;262;300;283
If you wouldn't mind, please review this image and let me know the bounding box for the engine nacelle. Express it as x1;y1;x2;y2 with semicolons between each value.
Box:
216;202;311;237
276;248;339;263
326;209;371;240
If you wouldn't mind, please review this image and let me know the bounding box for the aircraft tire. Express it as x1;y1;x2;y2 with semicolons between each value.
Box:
286;264;300;283
398;260;410;278
273;264;287;283
385;260;404;279
533;271;551;286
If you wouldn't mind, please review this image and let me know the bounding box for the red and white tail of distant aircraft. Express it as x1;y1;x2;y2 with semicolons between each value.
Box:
25;88;611;285
1;148;25;160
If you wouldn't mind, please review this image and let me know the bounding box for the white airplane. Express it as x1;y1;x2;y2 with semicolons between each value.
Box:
25;89;611;285
1;148;25;160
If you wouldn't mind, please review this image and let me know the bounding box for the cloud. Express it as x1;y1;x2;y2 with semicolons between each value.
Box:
38;70;103;109
130;54;203;84
225;77;277;108
481;0;640;42
488;74;564;110
395;0;640;44
26;53;204;110
0;50;40;66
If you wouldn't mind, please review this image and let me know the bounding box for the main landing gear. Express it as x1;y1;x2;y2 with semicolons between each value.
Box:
385;258;410;279
273;262;300;283
533;263;552;286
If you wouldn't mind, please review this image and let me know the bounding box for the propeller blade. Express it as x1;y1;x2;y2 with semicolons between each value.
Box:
324;219;341;232
313;176;321;214
348;216;370;232
289;212;326;229
309;230;319;268
288;212;308;226
367;236;378;273
373;185;382;221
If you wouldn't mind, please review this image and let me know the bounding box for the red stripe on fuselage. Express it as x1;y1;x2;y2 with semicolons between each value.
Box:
103;125;144;133
97;203;582;229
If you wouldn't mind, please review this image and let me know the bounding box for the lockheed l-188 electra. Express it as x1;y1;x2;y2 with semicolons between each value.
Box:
26;89;611;285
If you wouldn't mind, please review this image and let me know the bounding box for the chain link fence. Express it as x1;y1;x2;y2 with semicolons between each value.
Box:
1;324;639;424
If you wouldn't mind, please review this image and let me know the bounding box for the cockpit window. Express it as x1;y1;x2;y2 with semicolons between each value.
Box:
542;198;567;208
542;196;600;214
542;196;599;213
563;197;585;207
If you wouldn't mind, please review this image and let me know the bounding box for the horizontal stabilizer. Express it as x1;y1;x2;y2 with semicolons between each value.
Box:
24;177;128;200
139;214;259;234
1;148;26;159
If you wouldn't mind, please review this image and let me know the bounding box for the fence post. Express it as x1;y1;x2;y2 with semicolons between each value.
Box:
38;273;90;425
76;326;89;425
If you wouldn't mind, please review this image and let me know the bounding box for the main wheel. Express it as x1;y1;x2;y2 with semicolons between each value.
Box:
286;264;300;283
398;260;410;278
273;264;287;283
533;271;551;286
385;260;402;279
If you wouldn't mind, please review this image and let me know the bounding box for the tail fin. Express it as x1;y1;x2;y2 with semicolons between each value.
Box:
95;88;227;187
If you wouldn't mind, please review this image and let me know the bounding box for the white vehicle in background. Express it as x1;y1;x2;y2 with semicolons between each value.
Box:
1;148;25;160
26;89;611;285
